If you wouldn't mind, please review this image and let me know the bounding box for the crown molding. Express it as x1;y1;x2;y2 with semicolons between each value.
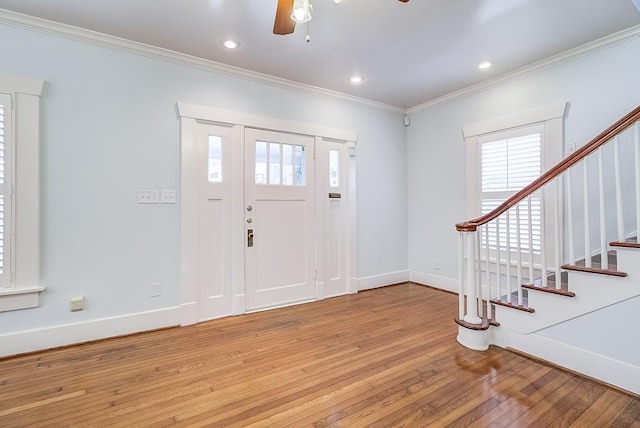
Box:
1;9;637;116
0;9;406;115
408;24;640;115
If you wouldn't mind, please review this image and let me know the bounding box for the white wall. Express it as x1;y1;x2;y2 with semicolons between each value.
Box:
0;21;408;353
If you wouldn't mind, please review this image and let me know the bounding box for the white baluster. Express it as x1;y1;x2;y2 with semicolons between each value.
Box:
484;225;491;303
599;149;608;270
567;168;575;265
464;232;482;324
527;197;534;285
496;216;502;302
476;228;483;319
516;203;523;306
458;232;465;320
555;178;562;289
506;208;512;303
584;159;592;268
614;137;624;242
540;186;548;287
636;122;640;241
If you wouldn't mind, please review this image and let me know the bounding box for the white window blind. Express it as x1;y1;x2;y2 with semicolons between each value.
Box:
0;94;11;286
480;128;542;254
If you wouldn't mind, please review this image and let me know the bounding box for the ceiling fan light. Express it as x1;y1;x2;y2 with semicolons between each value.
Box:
291;0;312;22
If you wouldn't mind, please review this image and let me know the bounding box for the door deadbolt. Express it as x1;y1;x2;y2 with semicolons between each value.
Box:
246;205;253;212
247;229;254;247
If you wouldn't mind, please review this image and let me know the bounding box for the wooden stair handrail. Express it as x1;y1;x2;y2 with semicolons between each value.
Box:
456;105;640;232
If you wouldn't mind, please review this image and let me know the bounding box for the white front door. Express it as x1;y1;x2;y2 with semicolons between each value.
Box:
244;128;316;311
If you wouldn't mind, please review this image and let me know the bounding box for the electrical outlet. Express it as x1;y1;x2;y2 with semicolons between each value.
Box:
138;189;160;204
150;282;162;297
161;190;177;204
70;296;85;312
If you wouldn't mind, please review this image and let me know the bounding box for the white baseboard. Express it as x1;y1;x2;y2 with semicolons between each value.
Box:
509;330;640;395
180;301;197;326
410;270;459;294
0;307;181;358
358;270;410;291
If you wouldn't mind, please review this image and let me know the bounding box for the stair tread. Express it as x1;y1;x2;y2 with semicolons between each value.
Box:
491;291;534;313
562;249;627;277
561;263;627;277
454;315;499;331
525;271;574;297
523;283;575;297
610;236;640;249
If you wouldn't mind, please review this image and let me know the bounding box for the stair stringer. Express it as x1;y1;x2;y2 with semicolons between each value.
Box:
490;270;640;340
486;246;640;394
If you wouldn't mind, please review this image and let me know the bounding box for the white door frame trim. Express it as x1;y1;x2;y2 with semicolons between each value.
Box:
177;102;358;326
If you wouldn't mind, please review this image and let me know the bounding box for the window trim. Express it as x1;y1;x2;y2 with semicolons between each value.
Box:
464;102;566;268
0;72;45;312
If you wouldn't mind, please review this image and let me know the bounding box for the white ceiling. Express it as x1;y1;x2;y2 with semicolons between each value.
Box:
0;0;639;109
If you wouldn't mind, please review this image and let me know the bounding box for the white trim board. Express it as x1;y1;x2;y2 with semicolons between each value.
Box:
410;271;459;294
358;270;410;291
177;103;358;143
462;102;567;139
509;330;640;395
0;307;181;358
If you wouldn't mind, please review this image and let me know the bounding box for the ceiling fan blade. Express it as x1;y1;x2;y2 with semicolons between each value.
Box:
274;0;296;35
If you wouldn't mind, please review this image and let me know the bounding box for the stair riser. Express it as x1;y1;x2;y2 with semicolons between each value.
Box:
614;247;640;277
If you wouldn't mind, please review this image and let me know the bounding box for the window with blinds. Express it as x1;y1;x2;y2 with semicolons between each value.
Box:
0;95;10;285
479;127;542;254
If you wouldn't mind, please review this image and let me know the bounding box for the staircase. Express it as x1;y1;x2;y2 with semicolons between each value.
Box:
454;106;640;395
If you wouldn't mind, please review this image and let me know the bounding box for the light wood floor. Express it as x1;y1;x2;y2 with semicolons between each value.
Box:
1;283;638;427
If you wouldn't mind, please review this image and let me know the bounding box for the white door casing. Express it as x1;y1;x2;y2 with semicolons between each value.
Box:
178;103;357;325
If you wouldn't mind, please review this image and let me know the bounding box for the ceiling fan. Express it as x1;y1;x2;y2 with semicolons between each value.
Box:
273;0;410;35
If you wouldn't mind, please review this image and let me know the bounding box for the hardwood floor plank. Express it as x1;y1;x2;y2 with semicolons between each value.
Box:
0;283;637;427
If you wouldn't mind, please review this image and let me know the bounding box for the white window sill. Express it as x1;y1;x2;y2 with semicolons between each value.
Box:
0;287;45;312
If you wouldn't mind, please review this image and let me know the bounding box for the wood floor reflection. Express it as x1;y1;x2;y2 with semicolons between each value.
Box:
1;283;638;427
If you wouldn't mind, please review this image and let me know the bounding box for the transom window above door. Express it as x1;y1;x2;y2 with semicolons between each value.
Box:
255;140;306;186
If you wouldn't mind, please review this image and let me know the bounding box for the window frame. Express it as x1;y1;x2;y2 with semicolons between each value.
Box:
464;103;566;269
0;72;45;312
479;123;544;256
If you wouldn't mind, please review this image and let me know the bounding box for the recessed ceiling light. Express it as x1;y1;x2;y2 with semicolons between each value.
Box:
349;75;364;84
221;38;240;50
478;61;492;70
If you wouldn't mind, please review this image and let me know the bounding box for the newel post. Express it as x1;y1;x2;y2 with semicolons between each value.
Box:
457;223;482;325
456;222;489;351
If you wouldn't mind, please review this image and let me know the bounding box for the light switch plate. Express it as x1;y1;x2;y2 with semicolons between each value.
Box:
138;189;160;204
161;190;177;204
